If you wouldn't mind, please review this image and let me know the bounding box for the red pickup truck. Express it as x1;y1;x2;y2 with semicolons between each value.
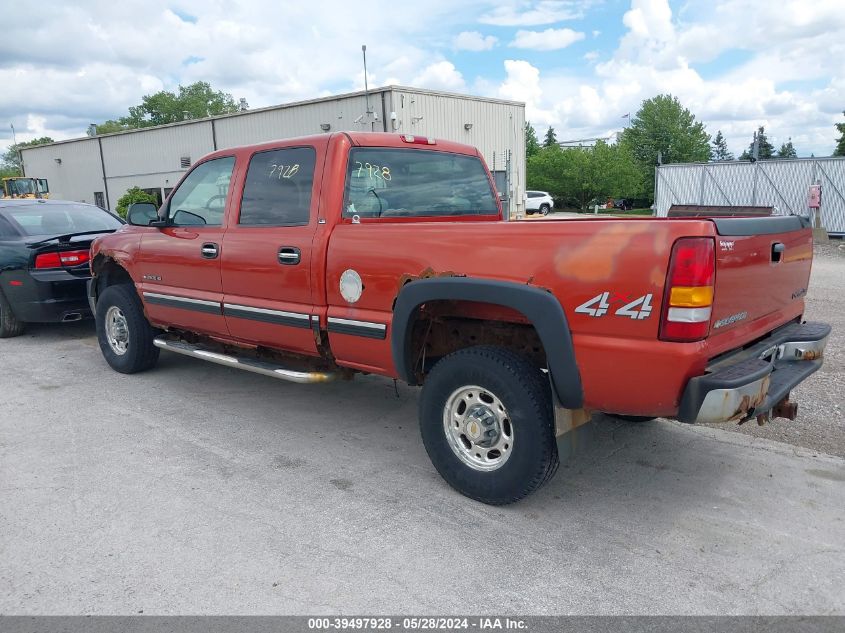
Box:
88;132;830;504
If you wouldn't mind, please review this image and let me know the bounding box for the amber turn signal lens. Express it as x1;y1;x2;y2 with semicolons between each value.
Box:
669;285;714;307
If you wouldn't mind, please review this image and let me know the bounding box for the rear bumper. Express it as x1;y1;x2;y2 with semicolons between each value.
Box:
2;269;92;323
678;321;830;424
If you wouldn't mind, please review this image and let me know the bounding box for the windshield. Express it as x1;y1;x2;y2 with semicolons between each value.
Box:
3;204;123;236
343;148;498;218
7;179;37;196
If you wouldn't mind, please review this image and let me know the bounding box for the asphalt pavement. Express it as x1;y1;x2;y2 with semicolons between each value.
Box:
1;248;844;615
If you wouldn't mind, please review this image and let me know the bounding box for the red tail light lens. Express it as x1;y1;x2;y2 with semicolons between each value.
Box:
659;238;715;342
34;250;90;269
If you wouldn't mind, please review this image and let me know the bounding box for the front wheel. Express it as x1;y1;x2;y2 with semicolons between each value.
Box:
539;203;551;216
419;346;558;505
96;284;160;374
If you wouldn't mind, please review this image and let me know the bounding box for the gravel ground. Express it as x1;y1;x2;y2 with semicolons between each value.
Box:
702;242;845;456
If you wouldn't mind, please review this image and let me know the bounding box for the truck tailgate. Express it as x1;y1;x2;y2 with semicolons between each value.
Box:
709;216;813;335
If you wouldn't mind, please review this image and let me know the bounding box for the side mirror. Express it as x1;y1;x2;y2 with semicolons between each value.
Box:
127;202;161;226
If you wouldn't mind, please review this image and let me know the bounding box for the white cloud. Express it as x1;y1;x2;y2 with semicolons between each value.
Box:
498;60;555;125
510;28;586;50
480;1;591;26
453;31;498;51
2;0;844;158
511;0;845;157
0;0;481;148
412;62;466;92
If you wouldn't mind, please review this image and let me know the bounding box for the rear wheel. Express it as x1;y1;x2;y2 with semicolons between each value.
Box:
96;284;159;374
539;203;551;216
0;289;25;338
419;346;558;505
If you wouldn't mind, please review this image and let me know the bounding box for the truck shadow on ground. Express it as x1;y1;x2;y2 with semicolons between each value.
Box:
148;351;745;525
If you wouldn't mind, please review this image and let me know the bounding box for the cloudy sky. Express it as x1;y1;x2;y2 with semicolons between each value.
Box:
2;0;844;158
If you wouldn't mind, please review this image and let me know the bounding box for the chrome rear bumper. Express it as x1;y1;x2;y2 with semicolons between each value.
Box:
678;321;830;424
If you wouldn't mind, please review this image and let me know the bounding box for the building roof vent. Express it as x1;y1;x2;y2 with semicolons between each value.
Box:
180;156;191;169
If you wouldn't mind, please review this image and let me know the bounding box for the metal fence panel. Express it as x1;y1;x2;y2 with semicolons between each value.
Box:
655;158;845;234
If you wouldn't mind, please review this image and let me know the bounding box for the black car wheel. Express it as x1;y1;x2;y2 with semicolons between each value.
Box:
419;346;558;505
539;203;551;216
0;289;25;338
96;284;160;374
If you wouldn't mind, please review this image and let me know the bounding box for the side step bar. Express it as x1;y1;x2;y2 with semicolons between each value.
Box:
153;337;337;384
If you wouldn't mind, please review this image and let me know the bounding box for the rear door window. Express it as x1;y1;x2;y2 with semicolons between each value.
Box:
343;148;498;218
238;147;316;226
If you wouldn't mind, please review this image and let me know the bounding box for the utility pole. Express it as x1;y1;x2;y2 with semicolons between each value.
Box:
10;123;22;175
362;45;374;131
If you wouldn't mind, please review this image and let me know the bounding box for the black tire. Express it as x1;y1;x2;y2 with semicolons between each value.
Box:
96;284;159;374
0;289;25;338
525;209;535;215
419;346;558;505
539;203;551;216
608;414;656;423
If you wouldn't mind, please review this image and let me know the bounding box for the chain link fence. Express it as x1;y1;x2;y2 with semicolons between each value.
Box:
655;157;845;234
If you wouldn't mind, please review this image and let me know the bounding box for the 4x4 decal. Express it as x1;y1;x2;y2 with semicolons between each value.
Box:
574;292;654;320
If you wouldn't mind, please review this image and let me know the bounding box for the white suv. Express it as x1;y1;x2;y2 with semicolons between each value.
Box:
525;190;553;215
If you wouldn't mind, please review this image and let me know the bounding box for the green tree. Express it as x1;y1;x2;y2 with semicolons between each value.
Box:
710;130;733;161
525;122;541;158
619;94;710;199
834;111;845;157
92;120;131;135
1;137;55;174
96;81;240;132
777;138;797;158
527;141;642;211
115;186;158;219
543;126;558;148
739;126;775;160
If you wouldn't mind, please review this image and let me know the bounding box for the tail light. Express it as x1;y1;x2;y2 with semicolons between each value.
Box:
659;237;715;342
34;249;90;269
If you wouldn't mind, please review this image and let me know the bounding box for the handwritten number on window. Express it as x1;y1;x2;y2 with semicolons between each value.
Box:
269;164;300;179
354;161;391;181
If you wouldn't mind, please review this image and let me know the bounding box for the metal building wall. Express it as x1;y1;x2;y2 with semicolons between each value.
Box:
100;120;216;206
655;158;845;234
20;86;525;216
214;94;383;148
19;139;104;205
386;88;526;215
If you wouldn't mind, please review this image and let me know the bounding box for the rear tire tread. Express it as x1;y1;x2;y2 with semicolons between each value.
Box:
420;346;558;505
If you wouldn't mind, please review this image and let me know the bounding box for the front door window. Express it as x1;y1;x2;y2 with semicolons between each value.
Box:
167;157;235;226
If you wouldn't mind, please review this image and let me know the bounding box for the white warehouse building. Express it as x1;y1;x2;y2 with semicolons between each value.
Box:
20;86;526;217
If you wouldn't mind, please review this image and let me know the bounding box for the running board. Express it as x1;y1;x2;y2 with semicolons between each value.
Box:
153;337;337;384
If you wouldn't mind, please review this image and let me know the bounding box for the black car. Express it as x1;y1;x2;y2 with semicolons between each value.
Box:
613;198;634;211
0;199;123;337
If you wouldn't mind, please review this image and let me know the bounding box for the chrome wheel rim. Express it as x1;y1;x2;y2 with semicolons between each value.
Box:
443;385;513;472
105;305;129;356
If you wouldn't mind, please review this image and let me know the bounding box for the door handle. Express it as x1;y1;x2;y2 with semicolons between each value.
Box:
278;247;301;265
772;242;784;263
201;242;219;259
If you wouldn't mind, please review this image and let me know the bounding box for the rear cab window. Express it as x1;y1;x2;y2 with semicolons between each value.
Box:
343;148;498;219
